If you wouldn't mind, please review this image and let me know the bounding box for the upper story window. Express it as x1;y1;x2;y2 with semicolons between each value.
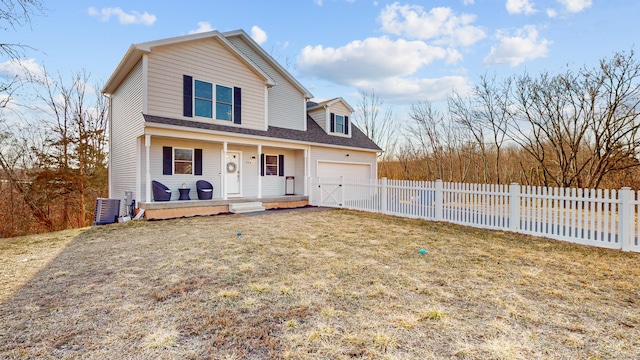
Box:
335;115;345;133
216;85;233;121
183;75;241;124
194;81;213;118
330;112;349;136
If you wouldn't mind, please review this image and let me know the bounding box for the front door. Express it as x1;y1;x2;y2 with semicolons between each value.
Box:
225;151;241;196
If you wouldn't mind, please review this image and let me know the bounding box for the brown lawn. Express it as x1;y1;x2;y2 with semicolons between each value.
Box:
1;208;639;359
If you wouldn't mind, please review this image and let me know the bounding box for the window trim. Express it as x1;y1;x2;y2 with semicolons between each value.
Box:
173;147;194;175
264;154;279;176
330;112;350;136
192;79;234;122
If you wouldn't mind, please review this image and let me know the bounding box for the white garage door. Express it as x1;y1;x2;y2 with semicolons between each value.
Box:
317;161;371;180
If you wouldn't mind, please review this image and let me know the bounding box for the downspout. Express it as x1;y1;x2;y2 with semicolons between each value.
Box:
106;93;113;198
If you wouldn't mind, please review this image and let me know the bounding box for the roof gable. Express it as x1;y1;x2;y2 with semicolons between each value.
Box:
103;31;275;95
307;97;354;113
223;30;313;99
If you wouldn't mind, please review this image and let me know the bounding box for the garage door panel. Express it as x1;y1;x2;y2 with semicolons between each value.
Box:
317;162;371;180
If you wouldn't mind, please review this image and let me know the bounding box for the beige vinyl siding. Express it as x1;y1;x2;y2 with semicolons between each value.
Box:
110;59;144;206
261;147;297;197
227;36;307;131
329;102;351;117
309;146;377;179
308;107;327;133
149;139;223;201
146;38;266;130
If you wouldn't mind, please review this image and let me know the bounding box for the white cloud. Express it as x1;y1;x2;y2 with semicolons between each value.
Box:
506;0;537;14
483;25;551;67
0;58;44;80
251;26;267;45
298;36;457;84
188;22;214;34
87;7;156;26
378;3;485;47
463;0;475;5
546;8;558;17
558;0;592;13
314;0;323;5
352;76;471;103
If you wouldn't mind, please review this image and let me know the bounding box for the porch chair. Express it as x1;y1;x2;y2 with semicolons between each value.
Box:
152;180;172;201
196;180;214;200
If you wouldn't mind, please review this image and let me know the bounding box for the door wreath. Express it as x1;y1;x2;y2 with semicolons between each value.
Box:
226;161;237;173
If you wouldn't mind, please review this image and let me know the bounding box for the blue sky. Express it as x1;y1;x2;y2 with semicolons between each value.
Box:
2;0;638;112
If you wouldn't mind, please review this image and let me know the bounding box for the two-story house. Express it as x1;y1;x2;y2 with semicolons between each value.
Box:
103;29;381;219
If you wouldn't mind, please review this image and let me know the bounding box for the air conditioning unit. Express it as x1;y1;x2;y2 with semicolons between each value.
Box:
93;198;121;226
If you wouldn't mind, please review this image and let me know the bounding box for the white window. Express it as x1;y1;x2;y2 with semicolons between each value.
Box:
174;148;193;175
216;85;233;121
265;155;278;176
194;80;233;121
194;80;213;118
335;115;345;133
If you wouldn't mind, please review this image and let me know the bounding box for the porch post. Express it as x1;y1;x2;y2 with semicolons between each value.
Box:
303;147;309;196
222;142;228;200
145;135;151;202
257;144;262;198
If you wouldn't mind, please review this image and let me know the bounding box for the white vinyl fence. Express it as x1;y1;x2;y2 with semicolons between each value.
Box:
309;177;640;253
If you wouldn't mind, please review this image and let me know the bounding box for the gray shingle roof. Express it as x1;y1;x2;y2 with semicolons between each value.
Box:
143;114;382;151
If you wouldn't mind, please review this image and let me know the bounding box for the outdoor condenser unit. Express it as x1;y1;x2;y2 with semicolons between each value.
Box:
93;198;121;225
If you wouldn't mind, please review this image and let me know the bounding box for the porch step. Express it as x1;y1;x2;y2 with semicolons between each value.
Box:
229;202;265;214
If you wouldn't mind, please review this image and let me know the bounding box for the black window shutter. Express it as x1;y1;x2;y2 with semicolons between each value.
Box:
260;153;265;176
344;116;349;135
233;87;242;124
278;154;284;176
330;112;335;132
194;148;202;176
183;75;193;117
163;146;173;175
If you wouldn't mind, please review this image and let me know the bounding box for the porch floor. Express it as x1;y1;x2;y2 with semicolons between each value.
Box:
139;195;308;220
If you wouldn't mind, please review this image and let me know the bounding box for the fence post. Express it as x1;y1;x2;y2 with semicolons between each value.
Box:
435;180;443;221
619;187;633;252
509;183;520;232
381;177;388;214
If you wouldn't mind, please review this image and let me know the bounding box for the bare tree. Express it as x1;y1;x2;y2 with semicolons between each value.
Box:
406;100;447;180
352;89;399;176
33;69;109;227
449;74;511;184
509;50;640;188
353;89;399;156
1;0;44;108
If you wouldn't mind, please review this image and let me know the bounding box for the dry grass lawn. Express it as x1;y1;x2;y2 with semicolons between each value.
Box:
1;208;639;359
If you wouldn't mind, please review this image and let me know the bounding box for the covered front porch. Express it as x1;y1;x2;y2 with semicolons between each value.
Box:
139;195;309;220
136;127;312;204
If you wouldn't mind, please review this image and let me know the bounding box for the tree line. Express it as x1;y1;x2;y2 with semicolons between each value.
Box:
355;50;640;190
0;1;108;237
